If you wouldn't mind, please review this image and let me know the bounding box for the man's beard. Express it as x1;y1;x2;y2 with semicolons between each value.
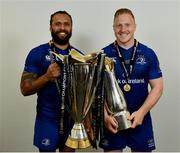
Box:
51;30;72;45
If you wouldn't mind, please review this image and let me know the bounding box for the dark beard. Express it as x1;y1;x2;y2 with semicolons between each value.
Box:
51;31;72;45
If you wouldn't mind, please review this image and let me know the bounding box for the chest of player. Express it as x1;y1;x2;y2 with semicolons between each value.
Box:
39;49;69;75
109;52;150;80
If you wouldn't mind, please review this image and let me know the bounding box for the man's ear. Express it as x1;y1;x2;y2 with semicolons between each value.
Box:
49;26;52;33
134;23;137;31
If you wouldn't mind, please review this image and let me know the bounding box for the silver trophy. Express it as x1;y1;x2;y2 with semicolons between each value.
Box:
104;57;131;131
64;50;105;149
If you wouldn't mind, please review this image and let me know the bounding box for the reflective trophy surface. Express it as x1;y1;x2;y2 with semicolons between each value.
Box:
104;57;131;131
50;48;130;147
65;62;95;148
51;50;105;149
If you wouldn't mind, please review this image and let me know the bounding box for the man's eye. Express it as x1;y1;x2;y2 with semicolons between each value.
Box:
114;25;121;29
64;22;70;27
55;22;61;26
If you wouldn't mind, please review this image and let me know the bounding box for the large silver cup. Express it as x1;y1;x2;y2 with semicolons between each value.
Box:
65;63;96;148
104;58;131;131
65;49;106;149
51;50;104;148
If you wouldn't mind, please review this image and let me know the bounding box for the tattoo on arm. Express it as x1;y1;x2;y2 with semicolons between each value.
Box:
20;71;39;95
21;71;38;83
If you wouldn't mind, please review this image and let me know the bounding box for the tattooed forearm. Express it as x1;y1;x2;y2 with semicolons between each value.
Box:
21;71;38;82
20;71;49;96
20;71;38;96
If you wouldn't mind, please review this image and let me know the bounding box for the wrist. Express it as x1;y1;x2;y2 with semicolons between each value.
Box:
42;73;51;82
138;107;148;117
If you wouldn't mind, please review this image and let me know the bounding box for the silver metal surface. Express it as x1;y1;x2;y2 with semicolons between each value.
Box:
104;68;131;131
70;63;96;122
104;70;127;113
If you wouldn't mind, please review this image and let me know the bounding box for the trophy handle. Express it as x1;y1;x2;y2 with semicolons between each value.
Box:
83;65;96;117
50;51;64;62
83;53;105;117
69;49;100;63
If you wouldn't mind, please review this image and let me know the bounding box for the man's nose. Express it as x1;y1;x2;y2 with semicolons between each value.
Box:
121;25;127;32
59;24;65;30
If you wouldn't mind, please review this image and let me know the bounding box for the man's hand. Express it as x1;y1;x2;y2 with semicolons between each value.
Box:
104;114;118;134
44;63;61;81
20;63;61;96
128;110;145;128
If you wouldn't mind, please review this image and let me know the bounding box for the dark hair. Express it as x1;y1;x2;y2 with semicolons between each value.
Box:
114;8;135;22
50;10;73;25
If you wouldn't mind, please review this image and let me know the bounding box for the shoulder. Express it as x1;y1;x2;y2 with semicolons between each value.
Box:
102;43;114;51
25;43;50;62
30;43;49;53
27;43;49;57
102;42;115;55
138;42;158;57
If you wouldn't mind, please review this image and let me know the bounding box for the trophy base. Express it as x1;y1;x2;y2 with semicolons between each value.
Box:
65;123;91;149
114;110;131;131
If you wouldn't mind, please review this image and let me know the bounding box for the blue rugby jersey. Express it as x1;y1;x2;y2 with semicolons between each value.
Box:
24;43;81;150
103;41;162;113
100;41;162;151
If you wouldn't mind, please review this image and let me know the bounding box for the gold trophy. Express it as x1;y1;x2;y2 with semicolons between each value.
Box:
104;57;131;131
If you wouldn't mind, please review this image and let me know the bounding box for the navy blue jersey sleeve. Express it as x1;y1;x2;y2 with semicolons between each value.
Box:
24;48;41;75
148;50;162;80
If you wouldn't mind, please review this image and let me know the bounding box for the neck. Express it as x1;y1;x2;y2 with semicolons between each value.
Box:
53;42;70;50
116;39;135;50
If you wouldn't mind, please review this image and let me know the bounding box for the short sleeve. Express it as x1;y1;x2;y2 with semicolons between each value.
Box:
148;50;162;80
24;48;41;75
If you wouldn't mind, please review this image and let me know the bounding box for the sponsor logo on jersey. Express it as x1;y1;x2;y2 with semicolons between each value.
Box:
136;55;146;65
41;138;50;146
45;55;51;62
147;138;155;148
